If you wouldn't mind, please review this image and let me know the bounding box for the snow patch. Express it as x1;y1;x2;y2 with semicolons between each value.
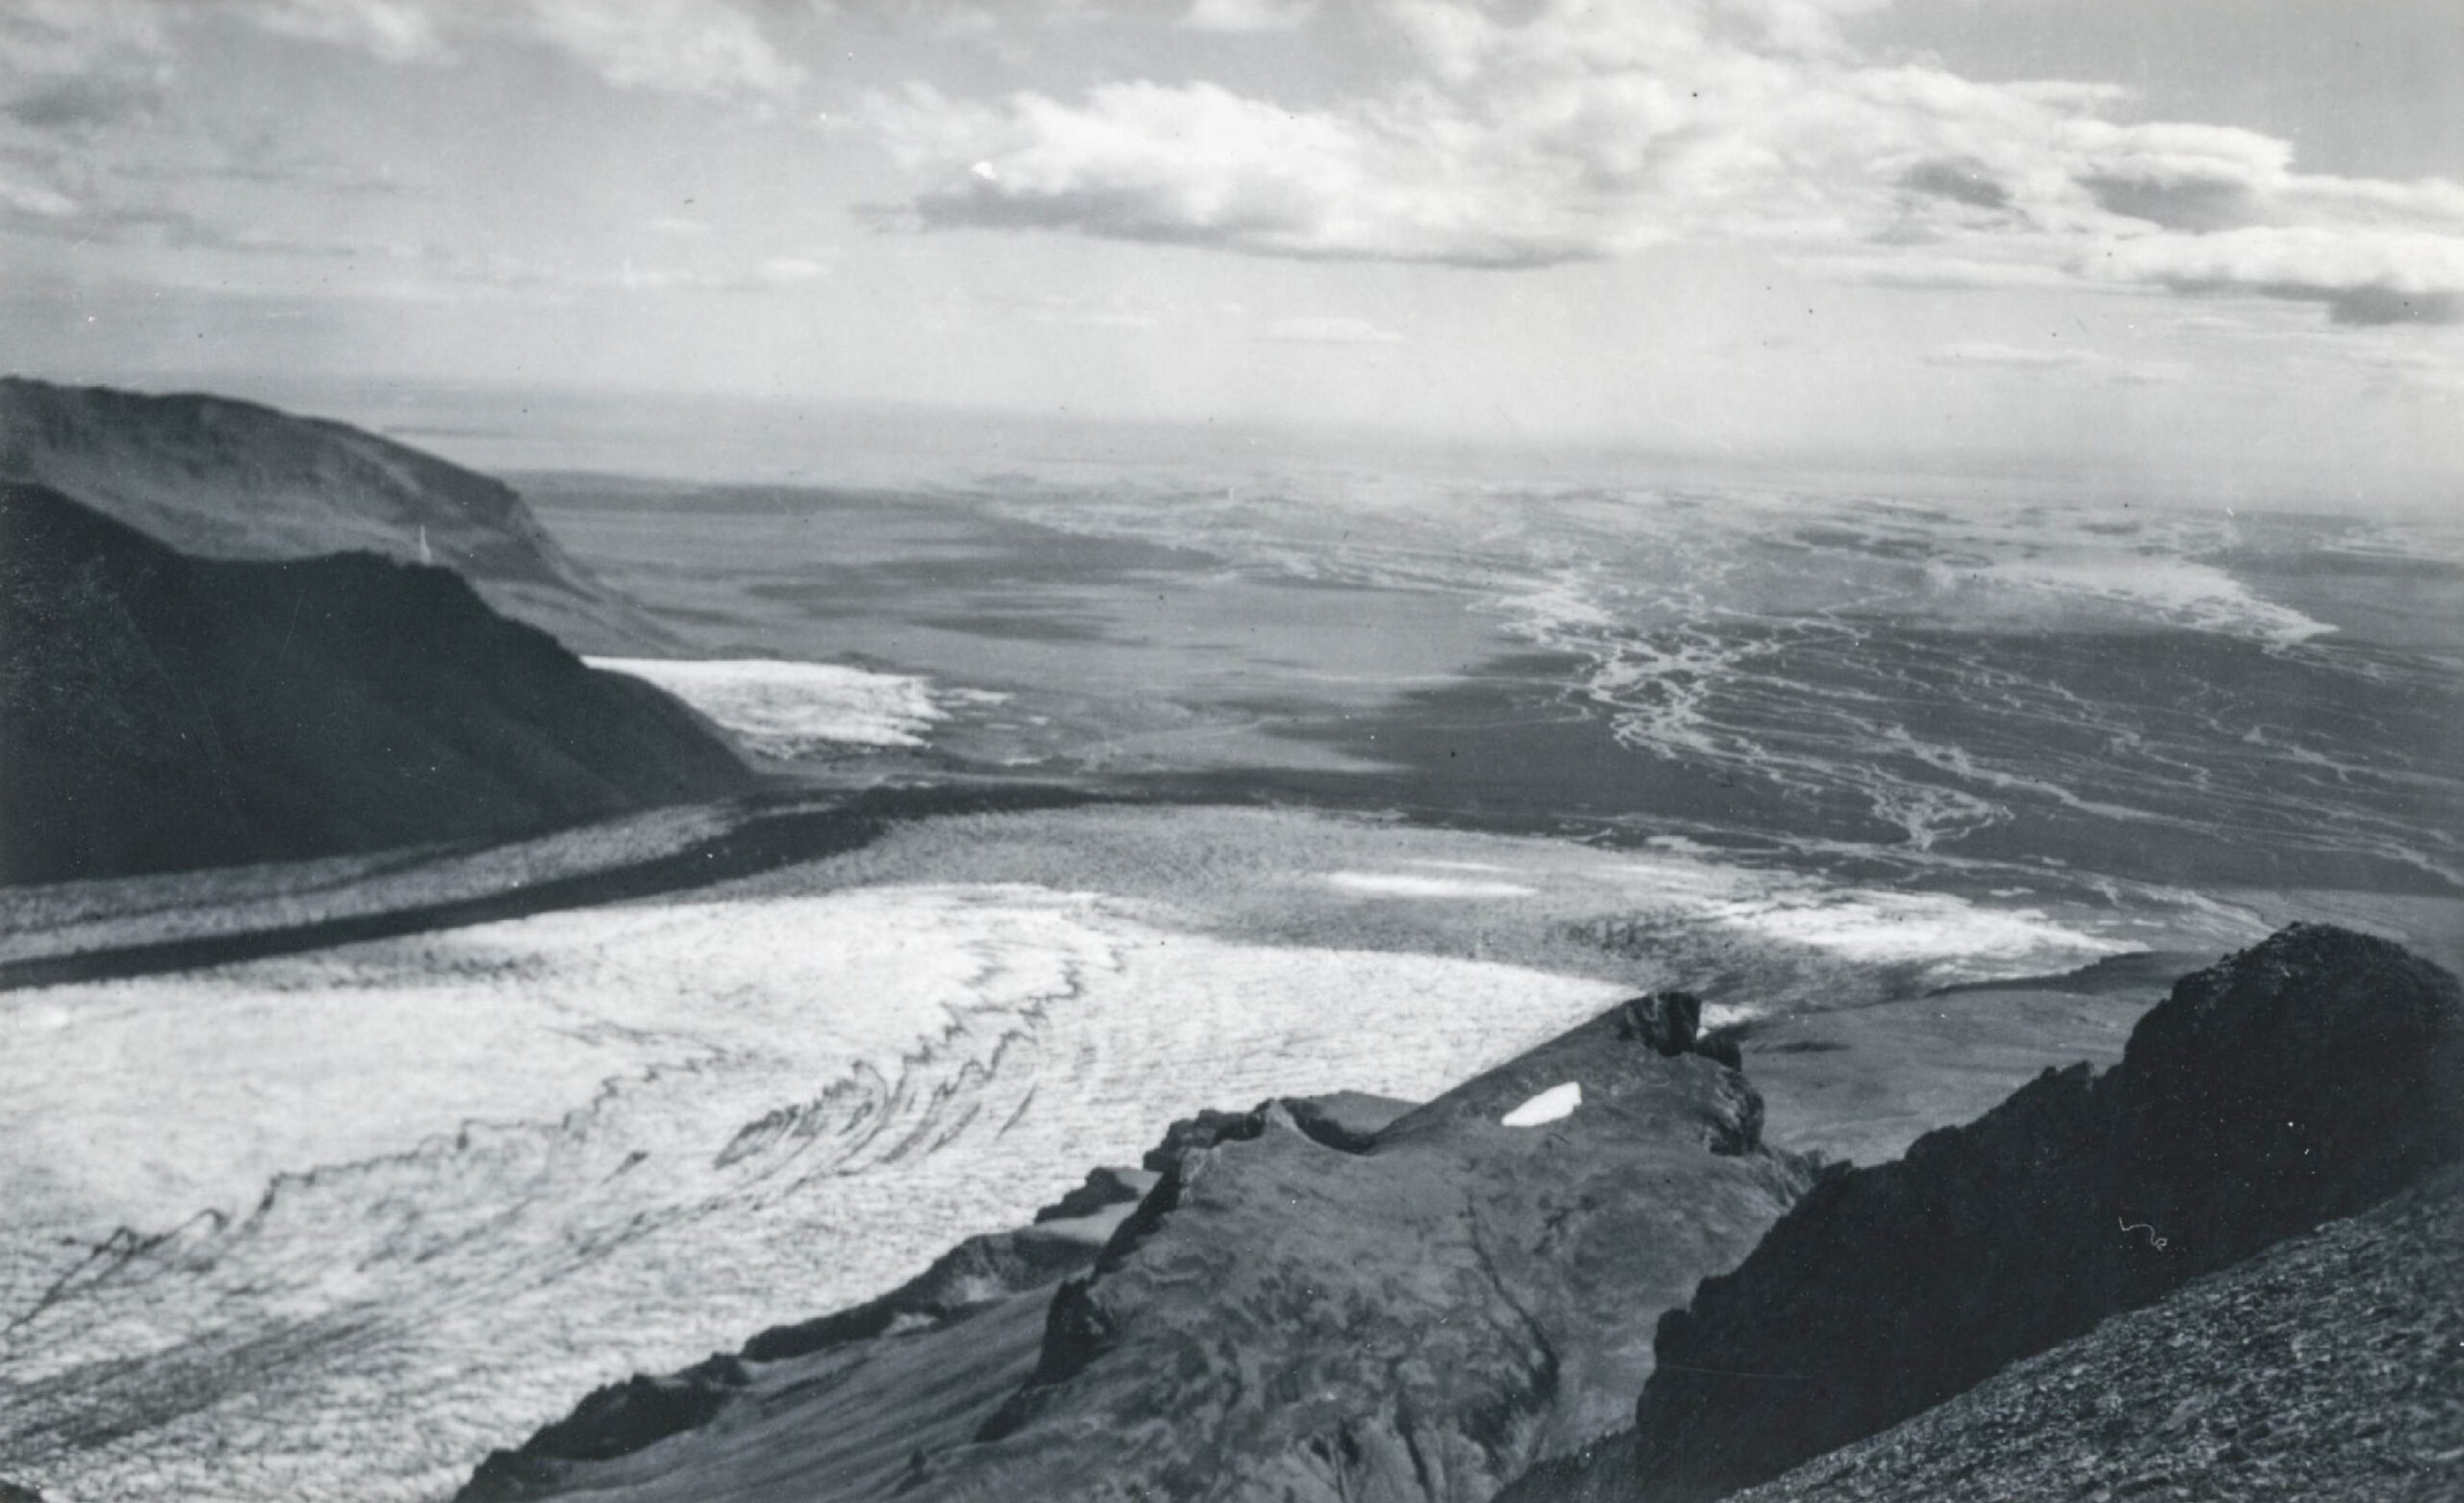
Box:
587;656;945;753
1502;1082;1581;1128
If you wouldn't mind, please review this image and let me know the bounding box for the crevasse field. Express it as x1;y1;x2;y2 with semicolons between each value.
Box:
4;414;2459;1502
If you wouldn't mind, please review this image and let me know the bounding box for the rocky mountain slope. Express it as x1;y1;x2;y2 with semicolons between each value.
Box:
0;377;673;653
0;481;752;885
461;994;1817;1503
1729;1162;2464;1503
1502;924;2463;1502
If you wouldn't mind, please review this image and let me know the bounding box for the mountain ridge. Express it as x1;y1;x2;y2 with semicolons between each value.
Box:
0;377;674;654
0;479;752;886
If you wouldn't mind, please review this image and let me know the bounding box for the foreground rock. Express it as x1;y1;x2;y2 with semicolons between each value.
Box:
0;482;753;885
0;376;672;652
1505;924;2464;1502
1732;1163;2464;1503
463;998;1815;1502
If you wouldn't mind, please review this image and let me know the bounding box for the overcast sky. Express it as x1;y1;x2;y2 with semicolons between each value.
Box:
4;0;2461;502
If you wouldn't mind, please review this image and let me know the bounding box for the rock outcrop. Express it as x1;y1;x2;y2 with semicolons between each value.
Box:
461;1003;1813;1503
457;1108;1365;1503
1727;1162;2464;1503
1518;925;2462;1503
0;481;753;885
0;377;672;653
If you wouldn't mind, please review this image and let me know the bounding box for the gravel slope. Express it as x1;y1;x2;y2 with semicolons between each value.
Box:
1735;1164;2464;1503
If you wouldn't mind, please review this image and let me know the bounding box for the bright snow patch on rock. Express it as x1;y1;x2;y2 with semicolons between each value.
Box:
1502;1082;1582;1128
588;656;944;753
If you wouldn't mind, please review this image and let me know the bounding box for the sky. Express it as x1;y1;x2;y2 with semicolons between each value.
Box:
3;0;2462;506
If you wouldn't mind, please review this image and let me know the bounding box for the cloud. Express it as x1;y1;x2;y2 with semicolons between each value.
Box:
874;77;1617;268
2340;346;2464;399
870;2;2101;267
1261;315;1404;344
2086;227;2464;326
0;0;808;276
507;0;806;97
0;171;76;217
747;254;831;285
0;1;169;150
453;248;835;295
1924;341;2189;385
1925;342;2092;370
7;1;806;101
865;0;2464;328
1180;0;1320;33
4;70;165;134
1898;158;2009;212
243;0;446;63
1797;251;2079;292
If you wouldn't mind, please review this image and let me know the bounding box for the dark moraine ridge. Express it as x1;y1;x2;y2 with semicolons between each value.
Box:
0;481;753;886
1502;924;2464;1503
0;376;674;652
461;993;1815;1503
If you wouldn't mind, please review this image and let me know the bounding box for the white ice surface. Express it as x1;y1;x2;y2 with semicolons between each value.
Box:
1323;871;1538;899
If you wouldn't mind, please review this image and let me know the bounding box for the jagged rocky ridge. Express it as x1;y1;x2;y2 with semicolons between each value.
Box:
463;992;1815;1503
0;481;752;885
0;377;674;653
1502;923;2464;1502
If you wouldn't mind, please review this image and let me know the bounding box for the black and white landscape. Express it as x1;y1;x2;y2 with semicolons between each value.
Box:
2;5;2460;1503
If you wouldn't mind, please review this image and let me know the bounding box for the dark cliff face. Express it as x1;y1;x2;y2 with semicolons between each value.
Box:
0;481;752;886
1608;925;2464;1503
0;377;674;653
456;1004;1813;1503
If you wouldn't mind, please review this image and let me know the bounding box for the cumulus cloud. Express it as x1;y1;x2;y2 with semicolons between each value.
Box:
2085;227;2464;326
867;0;2464;327
874;76;1618;267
